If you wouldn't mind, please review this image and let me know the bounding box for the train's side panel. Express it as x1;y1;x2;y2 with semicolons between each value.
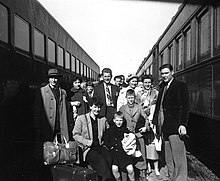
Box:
136;0;220;176
138;1;220;121
0;0;100;180
158;3;200;52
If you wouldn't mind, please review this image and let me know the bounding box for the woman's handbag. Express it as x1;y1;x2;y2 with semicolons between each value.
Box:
154;136;162;151
43;133;78;165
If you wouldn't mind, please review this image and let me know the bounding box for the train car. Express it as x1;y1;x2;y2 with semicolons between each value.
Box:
136;0;220;176
0;0;100;179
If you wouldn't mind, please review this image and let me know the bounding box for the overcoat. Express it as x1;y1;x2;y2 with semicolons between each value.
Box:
72;112;108;161
34;84;69;160
119;103;148;136
119;103;148;170
152;78;189;135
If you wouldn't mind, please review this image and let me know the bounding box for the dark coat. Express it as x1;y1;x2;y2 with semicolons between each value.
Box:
103;124;129;154
103;124;133;168
152;78;189;136
93;81;120;118
70;87;89;116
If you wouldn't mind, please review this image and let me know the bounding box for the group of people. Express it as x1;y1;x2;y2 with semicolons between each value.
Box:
34;63;189;181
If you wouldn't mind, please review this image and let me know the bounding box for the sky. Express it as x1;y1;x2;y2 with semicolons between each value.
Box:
38;0;181;78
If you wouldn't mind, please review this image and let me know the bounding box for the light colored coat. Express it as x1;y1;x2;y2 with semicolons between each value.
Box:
119;103;148;170
119;104;148;136
40;84;69;141
72;112;108;161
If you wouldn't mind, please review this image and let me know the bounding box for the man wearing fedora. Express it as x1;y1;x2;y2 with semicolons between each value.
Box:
34;68;69;164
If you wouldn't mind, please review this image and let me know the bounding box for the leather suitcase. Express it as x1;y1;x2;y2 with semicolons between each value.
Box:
52;164;97;181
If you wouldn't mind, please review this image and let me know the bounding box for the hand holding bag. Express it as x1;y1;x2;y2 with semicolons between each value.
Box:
43;137;60;165
43;133;78;165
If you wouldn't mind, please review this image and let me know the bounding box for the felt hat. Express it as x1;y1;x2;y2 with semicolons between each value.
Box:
126;73;138;83
47;68;62;78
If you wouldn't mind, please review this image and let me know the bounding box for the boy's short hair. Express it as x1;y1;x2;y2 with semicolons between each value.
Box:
114;75;122;81
114;111;124;120
126;89;135;97
88;97;103;107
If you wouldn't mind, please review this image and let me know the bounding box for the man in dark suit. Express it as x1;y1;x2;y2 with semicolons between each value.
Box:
153;64;189;181
94;68;120;126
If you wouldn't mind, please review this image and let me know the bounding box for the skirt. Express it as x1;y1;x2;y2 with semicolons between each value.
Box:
146;143;158;160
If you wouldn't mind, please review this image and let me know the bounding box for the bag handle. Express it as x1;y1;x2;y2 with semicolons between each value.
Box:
54;132;68;146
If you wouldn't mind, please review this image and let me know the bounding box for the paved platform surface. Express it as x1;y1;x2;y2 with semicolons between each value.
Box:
145;152;220;181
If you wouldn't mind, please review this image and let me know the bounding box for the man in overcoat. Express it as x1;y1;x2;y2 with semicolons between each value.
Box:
93;68;120;126
153;64;189;181
34;68;69;162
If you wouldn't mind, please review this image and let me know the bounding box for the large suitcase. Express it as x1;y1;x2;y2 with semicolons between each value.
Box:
52;164;97;181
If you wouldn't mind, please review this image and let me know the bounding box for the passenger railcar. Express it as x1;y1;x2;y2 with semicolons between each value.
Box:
0;0;99;179
136;0;220;176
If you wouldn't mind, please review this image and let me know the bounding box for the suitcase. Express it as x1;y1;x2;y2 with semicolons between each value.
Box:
52;164;97;181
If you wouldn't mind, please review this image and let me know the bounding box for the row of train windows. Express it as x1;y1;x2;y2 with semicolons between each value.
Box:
0;3;97;79
160;6;220;71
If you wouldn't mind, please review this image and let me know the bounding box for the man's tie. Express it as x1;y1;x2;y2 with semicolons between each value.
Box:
106;85;113;106
160;84;167;107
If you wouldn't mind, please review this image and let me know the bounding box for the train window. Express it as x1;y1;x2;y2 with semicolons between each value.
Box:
168;44;174;66
185;28;191;63
176;36;183;70
90;69;93;80
58;46;64;67
84;64;87;77
71;55;76;73
81;62;84;76
76;59;80;74
48;39;55;63
14;15;30;52
160;53;164;68
0;3;8;43
34;28;45;58
65;51;70;70
215;6;220;51
87;67;89;78
198;10;211;57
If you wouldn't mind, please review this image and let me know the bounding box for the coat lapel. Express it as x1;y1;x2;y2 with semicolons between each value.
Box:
164;79;175;98
131;105;139;117
45;85;55;99
86;113;93;140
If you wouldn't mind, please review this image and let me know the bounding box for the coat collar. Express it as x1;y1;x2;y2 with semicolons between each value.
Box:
45;84;63;100
164;78;176;97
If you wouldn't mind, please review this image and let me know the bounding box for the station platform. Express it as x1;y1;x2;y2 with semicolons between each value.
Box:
146;152;220;181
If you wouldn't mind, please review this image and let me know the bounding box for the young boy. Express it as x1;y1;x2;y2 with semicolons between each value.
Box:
119;89;149;179
103;111;135;181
